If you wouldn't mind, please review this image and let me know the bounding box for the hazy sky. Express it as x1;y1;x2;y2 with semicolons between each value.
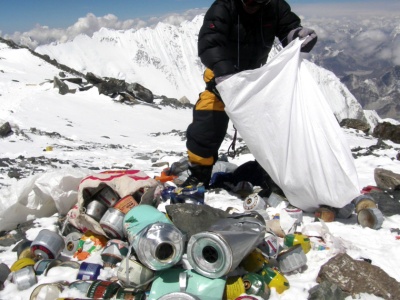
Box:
1;0;397;35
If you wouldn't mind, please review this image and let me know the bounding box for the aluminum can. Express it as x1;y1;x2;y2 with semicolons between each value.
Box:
63;232;82;256
86;200;108;221
117;257;155;289
96;185;120;207
277;244;307;273
100;208;125;239
13;265;37;290
77;262;103;280
243;273;270;299
101;239;129;267
31;229;65;260
86;280;120;300
357;207;384;229
187;217;265;278
243;193;268;211
113;195;139;214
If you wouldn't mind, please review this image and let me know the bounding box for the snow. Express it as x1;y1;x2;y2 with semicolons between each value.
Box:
1;25;400;300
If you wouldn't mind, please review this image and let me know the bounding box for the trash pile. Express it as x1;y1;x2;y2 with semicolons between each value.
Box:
0;161;387;300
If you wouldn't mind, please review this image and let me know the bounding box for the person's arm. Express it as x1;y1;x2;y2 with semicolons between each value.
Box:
198;1;236;77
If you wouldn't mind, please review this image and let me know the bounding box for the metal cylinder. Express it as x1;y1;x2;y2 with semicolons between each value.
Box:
31;229;65;260
187;217;265;278
117;257;155;289
113;195;139;214
243;273;270;299
30;282;64;300
96;185;120;207
101;239;129;267
86;280;120;300
77;262;103;280
243;194;268;211
277;244;307;273
85;200;108;222
357;207;384;229
63;232;82;256
100;208;125;239
257;231;280;259
284;207;303;225
13;265;37;290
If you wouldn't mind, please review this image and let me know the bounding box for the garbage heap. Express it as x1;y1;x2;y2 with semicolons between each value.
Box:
0;162;385;300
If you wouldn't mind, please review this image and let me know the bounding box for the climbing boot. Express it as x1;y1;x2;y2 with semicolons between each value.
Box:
180;164;213;188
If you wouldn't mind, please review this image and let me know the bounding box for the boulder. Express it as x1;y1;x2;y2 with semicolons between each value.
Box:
317;253;400;299
372;122;400;143
340;118;371;134
0;122;12;137
367;190;400;216
308;281;350;300
53;76;70;95
374;168;400;190
126;82;154;103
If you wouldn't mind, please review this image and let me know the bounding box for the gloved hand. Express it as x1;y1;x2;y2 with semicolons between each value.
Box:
287;27;318;53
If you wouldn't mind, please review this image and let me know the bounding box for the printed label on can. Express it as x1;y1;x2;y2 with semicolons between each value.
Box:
114;195;139;214
87;280;120;299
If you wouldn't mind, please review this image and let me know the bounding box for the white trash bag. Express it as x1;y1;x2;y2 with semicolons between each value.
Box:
217;38;360;212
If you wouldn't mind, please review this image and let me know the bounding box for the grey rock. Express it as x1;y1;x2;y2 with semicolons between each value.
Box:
367;190;400;217
372;122;400;144
126;82;154;103
0;122;12;137
317;253;400;299
85;72;104;85
165;203;230;239
339;118;371;134
308;281;349;300
53;76;70;95
374;168;400;190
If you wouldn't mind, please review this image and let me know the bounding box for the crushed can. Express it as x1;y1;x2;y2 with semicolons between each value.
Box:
117;257;155;289
277;244;307;273
257;231;280;259
30;282;64;300
101;239;129;267
31;229;65;260
34;259;62;276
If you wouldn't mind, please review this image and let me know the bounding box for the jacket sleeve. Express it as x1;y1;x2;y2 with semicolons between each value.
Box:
198;1;237;77
275;0;302;47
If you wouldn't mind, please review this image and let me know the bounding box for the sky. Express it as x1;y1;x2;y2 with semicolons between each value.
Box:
1;0;399;37
1;33;400;299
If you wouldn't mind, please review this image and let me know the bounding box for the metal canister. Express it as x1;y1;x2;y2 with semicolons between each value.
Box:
284;233;311;254
277;244;307;273
100;208;125;239
77;262;103;280
12;265;37;290
243;273;270;299
224;276;245;300
243;193;268;211
353;194;377;213
30;282;64;300
86;280;120;300
257;231;280;259
284;207;303;225
113;195;139;214
357;207;384;229
96;185;120;207
240;248;265;273
158;292;200;300
34;259;62;275
101;239;129;267
114;287;146;300
258;265;289;294
117;257;155;289
63;232;82;256
85;200;108;221
187;217;265;278
31;229;65;260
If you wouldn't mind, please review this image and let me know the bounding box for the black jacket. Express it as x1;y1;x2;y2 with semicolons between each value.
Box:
198;0;301;77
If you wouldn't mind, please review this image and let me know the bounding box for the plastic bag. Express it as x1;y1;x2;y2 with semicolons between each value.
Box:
217;38;360;212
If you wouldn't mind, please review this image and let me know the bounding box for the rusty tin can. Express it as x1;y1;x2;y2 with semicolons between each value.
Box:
114;195;139;214
101;239;129;267
86;280;120;300
31;229;65;260
314;207;335;222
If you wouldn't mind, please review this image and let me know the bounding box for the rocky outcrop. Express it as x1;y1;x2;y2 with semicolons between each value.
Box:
372;122;400;143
